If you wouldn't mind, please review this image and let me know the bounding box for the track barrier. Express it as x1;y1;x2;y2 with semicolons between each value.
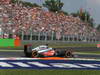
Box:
0;37;21;47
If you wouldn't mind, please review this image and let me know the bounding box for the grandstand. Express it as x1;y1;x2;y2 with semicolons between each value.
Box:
0;0;100;42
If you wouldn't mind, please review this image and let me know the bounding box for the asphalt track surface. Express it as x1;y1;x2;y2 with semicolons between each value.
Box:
0;47;100;59
0;47;100;69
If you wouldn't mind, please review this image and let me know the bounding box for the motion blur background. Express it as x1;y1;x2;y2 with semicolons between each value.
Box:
0;0;100;43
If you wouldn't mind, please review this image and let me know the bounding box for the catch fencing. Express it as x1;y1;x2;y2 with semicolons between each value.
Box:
0;31;99;43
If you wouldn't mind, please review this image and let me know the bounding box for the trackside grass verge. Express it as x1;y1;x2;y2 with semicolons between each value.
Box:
22;41;97;48
0;43;97;50
0;70;100;75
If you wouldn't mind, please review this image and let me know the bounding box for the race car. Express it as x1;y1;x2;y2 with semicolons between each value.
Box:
24;44;74;58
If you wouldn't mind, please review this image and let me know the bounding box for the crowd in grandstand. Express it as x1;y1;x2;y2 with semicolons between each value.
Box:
0;0;99;39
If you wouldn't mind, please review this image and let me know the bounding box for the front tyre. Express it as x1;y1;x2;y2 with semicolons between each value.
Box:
32;50;38;58
64;50;74;58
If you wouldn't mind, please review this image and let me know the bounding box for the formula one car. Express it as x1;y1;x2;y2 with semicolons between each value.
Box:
24;44;74;58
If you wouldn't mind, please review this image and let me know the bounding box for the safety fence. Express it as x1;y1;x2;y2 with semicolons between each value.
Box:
0;31;99;42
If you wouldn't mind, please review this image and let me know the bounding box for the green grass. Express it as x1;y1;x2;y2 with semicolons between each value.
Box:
49;43;96;48
22;41;97;48
0;70;100;75
0;43;97;50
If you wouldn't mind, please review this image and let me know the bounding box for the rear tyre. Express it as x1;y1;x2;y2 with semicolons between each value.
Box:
64;50;74;58
32;50;38;58
24;44;32;57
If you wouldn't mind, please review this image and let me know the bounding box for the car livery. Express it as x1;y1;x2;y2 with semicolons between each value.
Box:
32;45;55;57
24;44;74;58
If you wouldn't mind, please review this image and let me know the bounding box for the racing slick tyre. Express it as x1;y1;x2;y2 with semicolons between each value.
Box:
24;44;32;57
32;50;38;58
64;50;74;58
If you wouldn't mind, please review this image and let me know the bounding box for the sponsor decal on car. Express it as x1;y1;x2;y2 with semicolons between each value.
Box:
0;58;100;69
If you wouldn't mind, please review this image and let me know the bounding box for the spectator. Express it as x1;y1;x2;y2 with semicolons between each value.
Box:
0;1;99;39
